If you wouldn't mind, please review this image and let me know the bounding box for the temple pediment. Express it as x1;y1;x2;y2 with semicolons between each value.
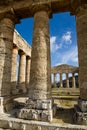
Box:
51;64;79;74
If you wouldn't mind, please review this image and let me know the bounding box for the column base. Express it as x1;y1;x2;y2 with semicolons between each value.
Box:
11;89;19;95
0;96;18;113
17;99;57;122
78;98;87;112
18;86;27;94
73;98;87;125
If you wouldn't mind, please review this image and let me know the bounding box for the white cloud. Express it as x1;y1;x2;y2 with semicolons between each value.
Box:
53;46;78;67
61;46;78;64
50;36;61;53
50;31;72;53
62;31;72;44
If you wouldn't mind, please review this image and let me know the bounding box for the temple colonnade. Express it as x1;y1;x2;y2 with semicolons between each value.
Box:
11;30;31;94
51;64;79;88
0;0;87;125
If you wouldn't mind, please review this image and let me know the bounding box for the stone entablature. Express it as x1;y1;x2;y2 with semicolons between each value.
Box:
0;0;86;19
51;64;79;74
13;30;31;58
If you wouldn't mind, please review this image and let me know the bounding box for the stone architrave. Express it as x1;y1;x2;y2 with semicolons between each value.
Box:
18;51;26;93
18;6;56;122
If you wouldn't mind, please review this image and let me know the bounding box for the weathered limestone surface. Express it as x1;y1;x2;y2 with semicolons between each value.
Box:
72;73;76;88
0;0;86;19
11;46;19;95
0;116;87;130
54;74;57;88
29;10;51;100
0;16;15;96
60;73;63;88
12;30;31;94
51;64;79;74
18;8;55;122
26;56;31;90
66;73;69;88
13;30;31;57
74;4;87;125
51;64;78;88
0;0;87;127
18;52;26;93
76;5;87;100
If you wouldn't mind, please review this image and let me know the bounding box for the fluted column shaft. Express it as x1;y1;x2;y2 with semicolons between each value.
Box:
76;6;87;100
26;56;31;90
72;73;75;88
28;11;51;100
11;46;18;94
54;73;57;88
66;73;69;88
18;52;26;93
0;17;15;96
60;73;63;88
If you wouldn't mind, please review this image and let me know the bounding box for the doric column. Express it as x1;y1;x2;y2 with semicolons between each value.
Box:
72;73;75;88
18;51;26;93
26;56;31;90
60;73;63;88
11;46;18;95
18;6;54;122
76;5;87;100
0;14;18;97
54;73;57;88
28;10;51;100
66;73;69;88
73;4;87;125
0;13;19;113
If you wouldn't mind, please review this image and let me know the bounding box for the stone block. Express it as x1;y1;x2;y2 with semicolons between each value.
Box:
17;108;53;122
25;99;52;110
18;109;41;120
74;105;87;125
0;120;9;129
78;98;87;112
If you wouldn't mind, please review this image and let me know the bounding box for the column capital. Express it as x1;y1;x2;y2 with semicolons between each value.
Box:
26;55;31;60
0;11;20;24
13;44;19;50
72;72;75;75
70;3;87;16
75;4;87;17
30;3;52;18
19;50;26;56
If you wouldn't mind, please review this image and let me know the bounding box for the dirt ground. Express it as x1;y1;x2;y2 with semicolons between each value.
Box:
53;98;77;124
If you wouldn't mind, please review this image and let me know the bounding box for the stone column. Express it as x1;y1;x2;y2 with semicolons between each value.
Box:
18;7;55;122
72;73;75;88
0;14;19;112
54;73;57;88
60;73;63;88
11;46;18;95
18;51;26;93
66;73;69;88
26;56;31;90
74;5;87;125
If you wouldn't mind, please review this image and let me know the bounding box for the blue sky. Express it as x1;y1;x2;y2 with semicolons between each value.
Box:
15;12;78;67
